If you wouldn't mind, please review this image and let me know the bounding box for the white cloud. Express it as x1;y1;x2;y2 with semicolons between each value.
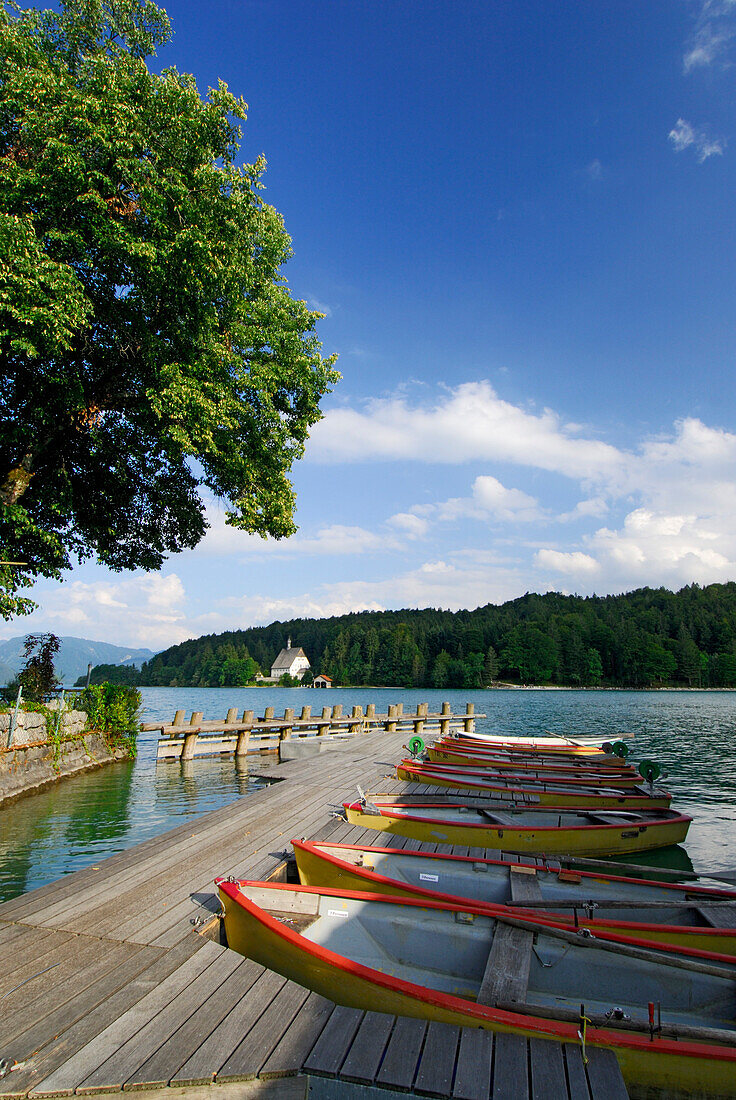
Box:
15;574;189;650
193;508;402;558
306;297;333;317
668;118;725;162
308;381;621;479
536;549;600;576
220;553;529;627
589;509;735;586
388;513;430;538
586;159;604;180
472;476;541;521
684;1;736;71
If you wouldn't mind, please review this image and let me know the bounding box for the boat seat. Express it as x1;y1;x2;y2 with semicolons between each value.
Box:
476;921;533;1006
693;905;736;929
478;809;515;826
584;812;637;826
509;867;543;903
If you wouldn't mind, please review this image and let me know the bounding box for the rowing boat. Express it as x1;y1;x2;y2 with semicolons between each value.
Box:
292;839;736;954
216;877;736;1099
432;736;634;766
423;750;645;786
343;797;691;856
426;743;640;778
396;759;672;808
453;729;633;751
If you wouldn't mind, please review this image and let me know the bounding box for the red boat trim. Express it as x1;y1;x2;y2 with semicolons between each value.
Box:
216;877;736;1064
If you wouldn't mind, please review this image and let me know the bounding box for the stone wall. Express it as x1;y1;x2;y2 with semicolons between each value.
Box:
0;703;87;747
0;706;131;805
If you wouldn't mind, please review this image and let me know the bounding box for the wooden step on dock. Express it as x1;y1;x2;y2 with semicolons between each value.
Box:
0;727;628;1100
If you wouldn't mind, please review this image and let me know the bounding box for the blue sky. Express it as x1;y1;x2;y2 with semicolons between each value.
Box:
9;0;736;649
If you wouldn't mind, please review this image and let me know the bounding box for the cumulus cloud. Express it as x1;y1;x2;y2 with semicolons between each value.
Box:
308;381;621;479
193;508;402;558
668;118;725;161
15;574;189;650
387;512;430;538
219;553;529;627
536;549;600;575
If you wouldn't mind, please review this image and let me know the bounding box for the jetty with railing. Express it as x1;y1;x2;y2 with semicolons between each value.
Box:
147;701;483;762
0;720;628;1099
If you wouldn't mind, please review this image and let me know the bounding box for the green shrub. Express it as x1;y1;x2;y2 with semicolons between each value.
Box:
78;683;141;756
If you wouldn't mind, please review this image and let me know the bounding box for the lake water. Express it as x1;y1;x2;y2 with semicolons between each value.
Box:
1;687;735;903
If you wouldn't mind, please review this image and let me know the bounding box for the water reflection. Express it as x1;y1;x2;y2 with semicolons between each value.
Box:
1;686;735;902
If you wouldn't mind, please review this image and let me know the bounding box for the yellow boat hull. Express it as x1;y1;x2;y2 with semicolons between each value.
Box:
395;763;671;809
218;882;736;1100
344;804;690;856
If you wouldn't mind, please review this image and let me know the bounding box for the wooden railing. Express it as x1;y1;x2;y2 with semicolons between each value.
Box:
143;702;483;761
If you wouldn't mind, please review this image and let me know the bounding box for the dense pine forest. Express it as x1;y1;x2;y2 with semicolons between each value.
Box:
137;583;736;689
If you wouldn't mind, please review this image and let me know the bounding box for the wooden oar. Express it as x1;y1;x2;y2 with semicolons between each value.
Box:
494;998;736;1047
498;898;736;910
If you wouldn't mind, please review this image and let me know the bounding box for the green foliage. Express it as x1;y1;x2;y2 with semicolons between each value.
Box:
0;0;339;618
78;682;141;752
73;662;140;686
10;631;60;701
138;582;736;690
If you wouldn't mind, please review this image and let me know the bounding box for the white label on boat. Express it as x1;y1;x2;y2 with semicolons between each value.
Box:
327;909;349;918
419;873;439;882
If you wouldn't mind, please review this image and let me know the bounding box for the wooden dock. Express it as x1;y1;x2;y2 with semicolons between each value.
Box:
0;726;628;1100
147;702;481;761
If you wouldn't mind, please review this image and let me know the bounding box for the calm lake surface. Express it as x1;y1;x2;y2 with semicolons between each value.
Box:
1;687;735;902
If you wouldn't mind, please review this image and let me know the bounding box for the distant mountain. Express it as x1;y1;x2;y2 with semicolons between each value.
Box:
0;636;157;686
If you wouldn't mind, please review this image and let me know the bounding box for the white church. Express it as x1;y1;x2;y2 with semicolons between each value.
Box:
269;638;311;682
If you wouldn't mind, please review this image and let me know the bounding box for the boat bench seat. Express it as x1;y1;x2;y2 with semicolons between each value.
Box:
478;810;515;826
694;905;736;929
509;867;544;903
476;921;533;1006
584;812;636;826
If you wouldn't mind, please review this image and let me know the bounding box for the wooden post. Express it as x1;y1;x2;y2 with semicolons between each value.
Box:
464;702;475;732
284;707;295;722
236;710;253;756
386;704;397;732
366;703;376;718
264;706;275;720
441;701;451;715
173;709;186;726
318;706;331;735
226;707;238;725
182;711;202;760
301;705;311;721
396;702;404;716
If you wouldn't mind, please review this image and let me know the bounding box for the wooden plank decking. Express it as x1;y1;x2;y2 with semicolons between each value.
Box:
0;727;628;1099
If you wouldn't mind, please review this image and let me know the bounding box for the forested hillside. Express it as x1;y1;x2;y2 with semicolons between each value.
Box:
138;583;736;689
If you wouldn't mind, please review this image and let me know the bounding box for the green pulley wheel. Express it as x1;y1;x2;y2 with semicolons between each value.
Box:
611;740;630;758
638;759;661;784
408;735;425;757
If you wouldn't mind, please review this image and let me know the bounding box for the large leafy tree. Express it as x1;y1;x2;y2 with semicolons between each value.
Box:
0;0;339;618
